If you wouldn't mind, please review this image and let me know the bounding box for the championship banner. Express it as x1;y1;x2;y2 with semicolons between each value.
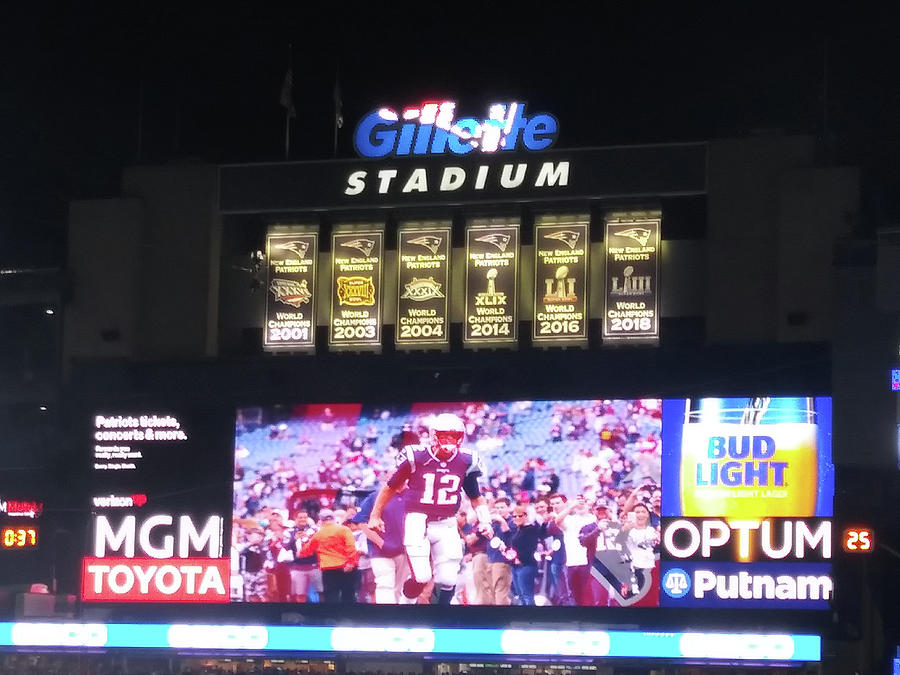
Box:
532;216;589;346
329;227;384;350
396;223;451;349
603;213;660;342
264;227;318;352
464;220;519;347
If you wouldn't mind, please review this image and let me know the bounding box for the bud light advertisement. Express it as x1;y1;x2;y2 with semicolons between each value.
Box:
661;397;833;519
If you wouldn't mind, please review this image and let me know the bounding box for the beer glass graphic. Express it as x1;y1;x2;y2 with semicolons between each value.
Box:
680;397;818;518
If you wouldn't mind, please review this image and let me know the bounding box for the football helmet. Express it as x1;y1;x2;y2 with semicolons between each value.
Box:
430;413;465;461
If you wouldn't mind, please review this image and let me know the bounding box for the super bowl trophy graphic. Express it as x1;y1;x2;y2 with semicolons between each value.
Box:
611;265;651;295
544;265;576;302
485;268;498;295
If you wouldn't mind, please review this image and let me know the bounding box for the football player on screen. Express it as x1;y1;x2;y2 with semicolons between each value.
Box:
368;412;493;604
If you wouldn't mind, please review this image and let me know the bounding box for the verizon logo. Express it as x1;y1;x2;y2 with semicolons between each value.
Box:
92;494;147;508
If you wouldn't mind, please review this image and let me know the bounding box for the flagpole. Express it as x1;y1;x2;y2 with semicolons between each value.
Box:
285;106;291;160
333;62;341;158
137;79;144;162
822;37;829;150
284;44;293;160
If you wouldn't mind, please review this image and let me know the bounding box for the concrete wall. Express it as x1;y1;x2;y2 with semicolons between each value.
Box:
121;164;220;359
65;198;143;362
706;136;815;342
775;167;858;342
660;239;704;318
833;259;898;466
707;136;860;345
876;228;900;312
66;164;220;362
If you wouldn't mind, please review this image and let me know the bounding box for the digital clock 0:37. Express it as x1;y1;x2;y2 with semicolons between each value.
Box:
2;526;37;549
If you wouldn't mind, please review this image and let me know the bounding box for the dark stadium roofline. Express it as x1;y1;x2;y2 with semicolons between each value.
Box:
218;190;708;216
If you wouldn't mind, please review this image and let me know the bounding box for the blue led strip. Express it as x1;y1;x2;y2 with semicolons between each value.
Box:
0;623;820;662
108;624;171;649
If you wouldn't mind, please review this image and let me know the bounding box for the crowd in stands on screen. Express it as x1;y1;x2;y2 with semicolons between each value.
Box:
231;399;661;606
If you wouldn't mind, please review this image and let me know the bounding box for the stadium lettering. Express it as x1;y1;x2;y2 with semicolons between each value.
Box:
344;162;569;197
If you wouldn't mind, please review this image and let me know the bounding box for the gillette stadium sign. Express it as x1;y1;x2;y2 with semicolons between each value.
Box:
341;100;570;199
219;111;706;211
353;101;559;158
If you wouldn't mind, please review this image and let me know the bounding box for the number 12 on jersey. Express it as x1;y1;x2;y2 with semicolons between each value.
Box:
420;473;461;505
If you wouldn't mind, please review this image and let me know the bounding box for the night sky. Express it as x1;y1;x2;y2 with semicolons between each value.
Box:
1;5;897;266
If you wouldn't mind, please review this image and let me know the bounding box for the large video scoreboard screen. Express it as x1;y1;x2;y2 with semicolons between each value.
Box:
82;396;832;610
226;396;833;609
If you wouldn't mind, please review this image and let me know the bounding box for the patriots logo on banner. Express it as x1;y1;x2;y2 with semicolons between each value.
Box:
614;227;652;247
275;240;310;259
408;235;443;255
544;230;581;250
340;238;375;257
474;232;511;252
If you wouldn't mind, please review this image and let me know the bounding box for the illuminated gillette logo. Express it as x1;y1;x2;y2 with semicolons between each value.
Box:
354;101;559;158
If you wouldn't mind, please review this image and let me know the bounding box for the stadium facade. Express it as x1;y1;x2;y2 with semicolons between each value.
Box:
2;109;895;672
